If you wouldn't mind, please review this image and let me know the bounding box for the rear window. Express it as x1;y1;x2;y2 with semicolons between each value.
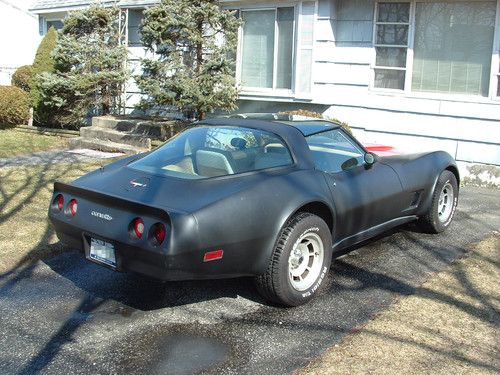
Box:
129;126;293;179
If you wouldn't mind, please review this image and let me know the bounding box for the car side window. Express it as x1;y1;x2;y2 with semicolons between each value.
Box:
306;129;365;174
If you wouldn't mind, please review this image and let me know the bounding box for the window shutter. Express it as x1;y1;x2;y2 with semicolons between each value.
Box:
38;16;45;35
296;1;316;95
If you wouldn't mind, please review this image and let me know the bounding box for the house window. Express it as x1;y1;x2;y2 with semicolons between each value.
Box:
128;9;144;46
412;2;496;97
40;17;63;35
240;7;295;90
373;2;410;90
47;20;64;30
373;1;497;97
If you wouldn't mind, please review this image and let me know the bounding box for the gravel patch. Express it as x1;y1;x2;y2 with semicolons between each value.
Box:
0;149;125;168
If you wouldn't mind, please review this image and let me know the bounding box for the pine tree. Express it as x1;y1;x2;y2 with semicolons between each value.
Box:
39;5;128;128
137;0;240;120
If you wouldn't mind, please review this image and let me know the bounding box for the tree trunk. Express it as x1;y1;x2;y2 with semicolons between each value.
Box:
196;18;204;121
101;86;110;115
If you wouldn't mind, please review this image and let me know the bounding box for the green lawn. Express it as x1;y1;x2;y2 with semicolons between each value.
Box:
0;161;108;272
0;129;69;158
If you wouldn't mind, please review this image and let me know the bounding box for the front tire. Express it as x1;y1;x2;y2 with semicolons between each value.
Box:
255;213;332;307
419;170;458;233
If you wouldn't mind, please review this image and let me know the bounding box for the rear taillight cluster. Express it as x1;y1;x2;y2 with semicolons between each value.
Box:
52;194;167;247
129;217;167;246
52;194;78;217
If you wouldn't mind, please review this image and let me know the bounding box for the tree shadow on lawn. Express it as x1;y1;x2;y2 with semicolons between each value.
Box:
0;153;111;285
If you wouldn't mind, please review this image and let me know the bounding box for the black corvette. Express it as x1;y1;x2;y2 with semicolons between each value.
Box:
49;117;459;306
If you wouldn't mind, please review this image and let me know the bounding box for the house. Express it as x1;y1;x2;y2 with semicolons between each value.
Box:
0;0;42;84
29;0;500;173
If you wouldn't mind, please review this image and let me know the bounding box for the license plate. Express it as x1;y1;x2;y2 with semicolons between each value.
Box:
89;238;116;268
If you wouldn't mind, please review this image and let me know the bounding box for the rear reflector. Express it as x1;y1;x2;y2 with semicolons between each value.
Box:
203;250;224;262
151;223;166;245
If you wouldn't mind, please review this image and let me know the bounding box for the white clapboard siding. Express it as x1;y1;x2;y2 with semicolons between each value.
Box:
314;62;371;86
334;20;373;43
456;141;500;165
128;46;149;61
315;42;373;64
124;92;142;110
324;105;500;145
315;18;334;41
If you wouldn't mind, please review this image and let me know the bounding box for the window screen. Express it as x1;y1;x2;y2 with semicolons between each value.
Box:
411;2;496;96
240;7;295;90
374;2;410;90
241;10;276;88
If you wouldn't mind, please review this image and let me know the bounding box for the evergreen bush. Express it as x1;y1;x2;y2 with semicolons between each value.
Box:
39;6;128;128
11;65;33;92
31;26;57;126
0;86;30;128
137;0;240;120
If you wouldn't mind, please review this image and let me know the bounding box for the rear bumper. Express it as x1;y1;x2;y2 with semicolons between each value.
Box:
58;230;171;280
51;218;255;281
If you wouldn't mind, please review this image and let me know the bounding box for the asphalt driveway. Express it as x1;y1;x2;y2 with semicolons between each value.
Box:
0;186;498;374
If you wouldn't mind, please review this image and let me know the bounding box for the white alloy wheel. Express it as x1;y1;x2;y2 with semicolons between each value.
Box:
288;232;324;292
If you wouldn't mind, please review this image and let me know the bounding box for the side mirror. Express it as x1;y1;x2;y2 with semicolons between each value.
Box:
364;152;376;166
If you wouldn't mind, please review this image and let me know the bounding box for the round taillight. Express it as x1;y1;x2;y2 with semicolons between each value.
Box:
53;194;64;213
151;223;166;245
131;218;145;239
66;199;78;217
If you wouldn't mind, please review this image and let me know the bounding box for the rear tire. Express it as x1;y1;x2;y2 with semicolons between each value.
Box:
255;213;332;307
419;170;458;233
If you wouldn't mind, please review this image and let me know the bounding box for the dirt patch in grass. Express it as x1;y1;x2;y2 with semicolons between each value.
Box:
0;161;109;272
0;129;69;158
299;235;500;375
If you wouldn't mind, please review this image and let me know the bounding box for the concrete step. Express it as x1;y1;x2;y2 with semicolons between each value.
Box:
69;137;149;155
92;116;183;140
80;127;151;149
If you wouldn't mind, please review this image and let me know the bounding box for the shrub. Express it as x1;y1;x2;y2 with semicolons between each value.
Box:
279;110;352;134
11;65;33;92
39;6;128;128
0;86;30;128
31;26;57;126
137;0;240;120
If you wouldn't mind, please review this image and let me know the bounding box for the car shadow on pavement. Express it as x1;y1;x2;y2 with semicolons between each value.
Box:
43;250;265;310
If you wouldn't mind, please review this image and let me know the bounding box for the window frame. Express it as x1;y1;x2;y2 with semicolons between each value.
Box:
372;1;413;93
491;0;500;99
371;0;500;101
235;3;299;95
127;8;145;47
40;16;64;35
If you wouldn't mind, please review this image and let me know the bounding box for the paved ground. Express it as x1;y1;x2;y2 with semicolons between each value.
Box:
0;186;498;375
0;149;124;168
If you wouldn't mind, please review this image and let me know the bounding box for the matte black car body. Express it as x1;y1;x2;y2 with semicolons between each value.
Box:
49;118;459;281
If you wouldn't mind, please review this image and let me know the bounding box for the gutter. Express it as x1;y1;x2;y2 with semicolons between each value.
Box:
29;0;158;14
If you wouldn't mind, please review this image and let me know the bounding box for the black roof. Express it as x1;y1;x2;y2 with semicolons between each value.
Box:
198;117;339;137
274;120;339;136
